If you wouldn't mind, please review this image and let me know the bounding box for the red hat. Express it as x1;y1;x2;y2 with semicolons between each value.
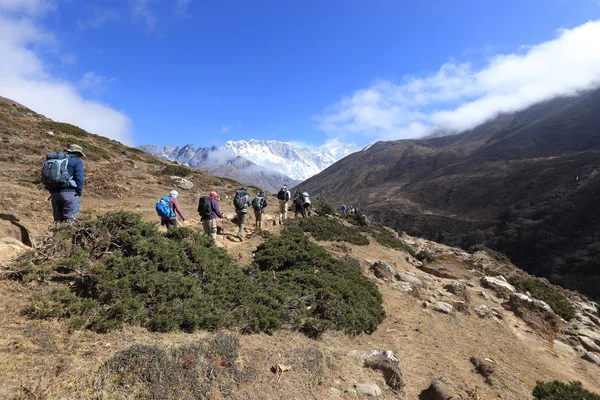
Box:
210;191;218;199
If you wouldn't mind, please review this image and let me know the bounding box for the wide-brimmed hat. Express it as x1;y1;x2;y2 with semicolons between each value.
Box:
64;144;86;157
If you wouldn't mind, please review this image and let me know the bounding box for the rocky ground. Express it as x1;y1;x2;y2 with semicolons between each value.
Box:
1;97;599;399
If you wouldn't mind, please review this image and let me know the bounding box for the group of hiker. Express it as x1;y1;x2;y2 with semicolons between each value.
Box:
42;144;312;244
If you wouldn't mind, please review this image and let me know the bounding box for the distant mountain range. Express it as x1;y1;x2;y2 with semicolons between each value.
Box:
139;139;356;193
302;87;600;298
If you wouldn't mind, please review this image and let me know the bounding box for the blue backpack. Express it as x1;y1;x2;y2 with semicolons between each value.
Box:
41;152;73;189
156;196;173;218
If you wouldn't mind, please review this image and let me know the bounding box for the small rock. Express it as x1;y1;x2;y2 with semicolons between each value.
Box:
392;282;414;292
553;340;576;355
433;301;453;314
478;290;491;301
444;281;467;295
354;383;382;397
420;379;456;399
579;336;600;352
370;261;396;281
46;131;54;136
474;304;491;318
328;387;342;396
577;328;600;345
582;351;600;366
347;349;400;364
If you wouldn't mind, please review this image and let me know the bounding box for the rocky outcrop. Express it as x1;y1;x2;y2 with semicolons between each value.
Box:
370;261;396;281
480;276;515;297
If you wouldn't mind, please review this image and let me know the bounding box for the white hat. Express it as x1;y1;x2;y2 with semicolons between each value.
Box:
169;190;179;198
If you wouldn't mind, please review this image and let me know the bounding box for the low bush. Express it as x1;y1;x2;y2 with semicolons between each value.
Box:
294;216;369;245
43;121;89;137
23;211;384;337
312;198;337;217
252;226;384;336
369;223;416;256
50;136;110;160
160;164;194;177
533;380;600;399
96;334;254;399
416;250;435;263
507;277;575;320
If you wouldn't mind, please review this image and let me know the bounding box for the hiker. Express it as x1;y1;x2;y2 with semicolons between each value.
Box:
198;191;223;242
233;187;251;241
252;191;269;232
41;144;85;224
302;192;312;217
159;190;186;229
341;204;348;216
276;185;291;224
294;189;305;218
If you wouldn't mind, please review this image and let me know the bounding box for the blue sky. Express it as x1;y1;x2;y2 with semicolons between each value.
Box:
1;0;600;148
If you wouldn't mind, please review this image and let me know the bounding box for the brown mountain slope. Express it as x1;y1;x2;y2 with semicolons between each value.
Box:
302;88;600;298
1;97;600;399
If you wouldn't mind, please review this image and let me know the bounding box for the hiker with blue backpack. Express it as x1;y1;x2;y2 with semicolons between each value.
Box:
198;191;223;242
233;187;251;241
252;191;268;232
41;144;85;224
156;190;186;230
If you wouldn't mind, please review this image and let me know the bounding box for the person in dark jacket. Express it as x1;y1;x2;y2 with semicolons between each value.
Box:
201;191;223;241
293;189;305;218
234;188;252;241
161;190;185;229
252;191;268;232
47;144;85;223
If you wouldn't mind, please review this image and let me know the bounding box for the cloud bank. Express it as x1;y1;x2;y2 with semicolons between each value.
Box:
0;5;133;145
318;20;600;142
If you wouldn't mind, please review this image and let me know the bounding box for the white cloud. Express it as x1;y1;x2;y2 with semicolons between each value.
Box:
0;14;133;145
78;8;120;30
318;20;600;142
220;125;231;133
130;0;158;30
78;72;117;94
0;0;54;15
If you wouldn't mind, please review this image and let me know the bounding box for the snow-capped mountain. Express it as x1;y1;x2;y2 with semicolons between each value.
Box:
222;139;356;181
139;139;356;191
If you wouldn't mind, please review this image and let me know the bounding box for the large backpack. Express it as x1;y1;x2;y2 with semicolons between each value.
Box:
277;188;286;200
233;190;246;210
41;152;72;189
156;196;173;218
198;196;212;218
252;196;264;211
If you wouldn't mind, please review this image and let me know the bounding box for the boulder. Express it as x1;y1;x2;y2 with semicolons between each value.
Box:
395;271;423;285
573;301;598;314
553;340;576;355
420;379;457;400
170;176;194;190
347;349;400;364
444;281;467;296
579;336;600;353
578;328;600;345
370;261;396;281
480;276;515;297
433;302;453;314
354;383;382;397
582;351;600;366
474;304;491;318
509;293;554;314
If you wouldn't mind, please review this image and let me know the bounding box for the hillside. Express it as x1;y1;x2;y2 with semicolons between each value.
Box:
1;97;600;399
302;88;600;299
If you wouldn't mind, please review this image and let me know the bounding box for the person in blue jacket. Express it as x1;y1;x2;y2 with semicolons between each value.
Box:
47;144;85;223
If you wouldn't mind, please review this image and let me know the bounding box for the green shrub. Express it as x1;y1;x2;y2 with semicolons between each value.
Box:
416;250;435;263
160;164;194;177
23;211;384;337
252;227;384;336
44;121;90;137
294;216;369;246
313;198;336;217
50;136;110;160
369;223;416;256
469;244;511;263
507;277;575;320
533;380;600;399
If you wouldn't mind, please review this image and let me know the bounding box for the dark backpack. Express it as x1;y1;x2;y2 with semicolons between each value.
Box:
41;152;72;189
252;196;265;211
198;196;212;218
277;188;286;200
233;190;247;210
156;196;173;218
